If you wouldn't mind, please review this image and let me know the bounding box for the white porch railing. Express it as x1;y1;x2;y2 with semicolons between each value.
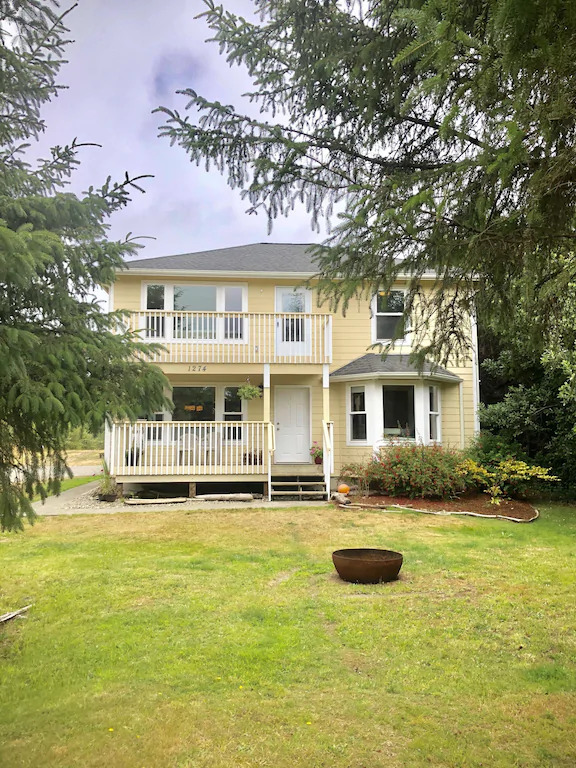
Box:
109;421;272;477
322;420;334;494
266;421;276;500
128;311;332;364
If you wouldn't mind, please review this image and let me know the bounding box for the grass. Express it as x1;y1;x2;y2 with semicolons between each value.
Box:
0;503;575;767
31;475;98;501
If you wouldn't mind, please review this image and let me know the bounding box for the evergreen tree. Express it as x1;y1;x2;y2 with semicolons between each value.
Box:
476;282;576;490
158;0;576;366
1;1;168;531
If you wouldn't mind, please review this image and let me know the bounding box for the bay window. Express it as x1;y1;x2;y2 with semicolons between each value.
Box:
382;385;415;438
349;386;367;441
345;380;445;446
429;386;440;442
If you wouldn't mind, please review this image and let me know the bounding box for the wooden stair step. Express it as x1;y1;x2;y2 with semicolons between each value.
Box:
271;492;326;496
272;481;325;487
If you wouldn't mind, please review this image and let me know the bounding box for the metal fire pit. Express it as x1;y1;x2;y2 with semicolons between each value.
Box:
332;548;403;584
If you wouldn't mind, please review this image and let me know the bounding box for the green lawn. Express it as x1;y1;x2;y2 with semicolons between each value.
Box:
1;504;575;767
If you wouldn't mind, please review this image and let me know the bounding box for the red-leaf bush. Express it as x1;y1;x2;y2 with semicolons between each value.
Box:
340;443;468;499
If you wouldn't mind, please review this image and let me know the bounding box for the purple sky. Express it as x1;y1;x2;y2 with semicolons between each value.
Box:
36;0;324;260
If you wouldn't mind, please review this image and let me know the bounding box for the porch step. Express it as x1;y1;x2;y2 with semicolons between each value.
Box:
270;476;328;500
272;481;324;487
272;490;327;496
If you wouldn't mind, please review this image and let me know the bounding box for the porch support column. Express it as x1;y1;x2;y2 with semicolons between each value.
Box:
322;364;330;423
263;363;271;423
104;420;112;469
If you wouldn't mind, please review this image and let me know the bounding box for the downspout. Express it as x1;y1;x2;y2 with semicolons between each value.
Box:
459;381;465;450
470;307;481;435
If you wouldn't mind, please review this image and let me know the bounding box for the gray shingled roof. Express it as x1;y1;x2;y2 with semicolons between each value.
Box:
330;354;461;381
126;243;318;273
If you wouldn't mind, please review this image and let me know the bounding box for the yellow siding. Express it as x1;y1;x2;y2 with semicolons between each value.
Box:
113;272;478;469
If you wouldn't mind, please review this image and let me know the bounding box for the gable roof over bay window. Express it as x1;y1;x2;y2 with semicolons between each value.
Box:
330;354;461;383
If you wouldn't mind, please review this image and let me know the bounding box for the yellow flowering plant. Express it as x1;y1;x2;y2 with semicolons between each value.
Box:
458;458;559;504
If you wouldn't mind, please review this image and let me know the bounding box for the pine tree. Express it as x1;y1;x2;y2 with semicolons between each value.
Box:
1;1;168;531
158;0;576;366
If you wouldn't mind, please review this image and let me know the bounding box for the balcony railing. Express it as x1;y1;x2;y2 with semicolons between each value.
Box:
128;311;332;364
108;420;273;477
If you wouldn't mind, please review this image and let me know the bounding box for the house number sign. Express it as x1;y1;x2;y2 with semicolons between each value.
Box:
187;365;208;372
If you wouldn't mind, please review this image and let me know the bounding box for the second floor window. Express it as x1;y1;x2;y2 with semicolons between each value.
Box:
144;283;246;340
374;290;406;341
146;284;165;309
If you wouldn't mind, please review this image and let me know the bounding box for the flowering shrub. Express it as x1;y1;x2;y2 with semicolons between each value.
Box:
340;445;559;503
459;458;559;504
341;444;468;499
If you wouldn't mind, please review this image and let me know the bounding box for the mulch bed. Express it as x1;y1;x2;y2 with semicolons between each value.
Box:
343;493;538;522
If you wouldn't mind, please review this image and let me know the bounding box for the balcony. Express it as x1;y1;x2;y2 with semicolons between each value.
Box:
128;311;332;365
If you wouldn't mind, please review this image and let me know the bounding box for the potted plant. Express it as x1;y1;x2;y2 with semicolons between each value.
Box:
237;379;263;401
310;442;324;464
97;460;119;502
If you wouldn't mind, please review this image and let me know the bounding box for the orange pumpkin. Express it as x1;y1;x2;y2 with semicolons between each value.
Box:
337;483;350;495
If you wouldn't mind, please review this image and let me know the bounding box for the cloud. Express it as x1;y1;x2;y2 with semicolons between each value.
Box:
152;52;206;99
27;0;326;261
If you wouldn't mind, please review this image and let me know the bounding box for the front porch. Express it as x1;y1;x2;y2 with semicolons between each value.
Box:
108;421;273;479
105;363;334;498
106;418;333;498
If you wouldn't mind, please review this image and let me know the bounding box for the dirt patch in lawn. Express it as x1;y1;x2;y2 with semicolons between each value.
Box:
345;493;538;522
65;449;103;466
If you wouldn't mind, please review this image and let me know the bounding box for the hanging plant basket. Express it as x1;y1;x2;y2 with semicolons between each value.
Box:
237;382;263;401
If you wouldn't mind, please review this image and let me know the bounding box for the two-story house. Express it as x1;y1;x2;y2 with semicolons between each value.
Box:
104;243;480;499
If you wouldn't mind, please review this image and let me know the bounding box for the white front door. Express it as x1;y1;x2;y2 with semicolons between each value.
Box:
275;287;311;359
274;387;311;463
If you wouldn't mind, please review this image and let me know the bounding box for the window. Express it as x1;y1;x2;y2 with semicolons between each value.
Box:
174;285;217;340
174;285;216;311
350;387;367;441
223;386;243;439
172;387;216;421
146;285;165;309
276;288;310;346
281;292;306;313
429;386;440;442
143;283;247;341
382;385;415;438
224;287;244;340
171;386;244;438
138;412;164;442
374;290;406;341
146;285;165;338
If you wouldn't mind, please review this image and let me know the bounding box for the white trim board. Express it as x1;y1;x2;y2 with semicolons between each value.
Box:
331;371;462;384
